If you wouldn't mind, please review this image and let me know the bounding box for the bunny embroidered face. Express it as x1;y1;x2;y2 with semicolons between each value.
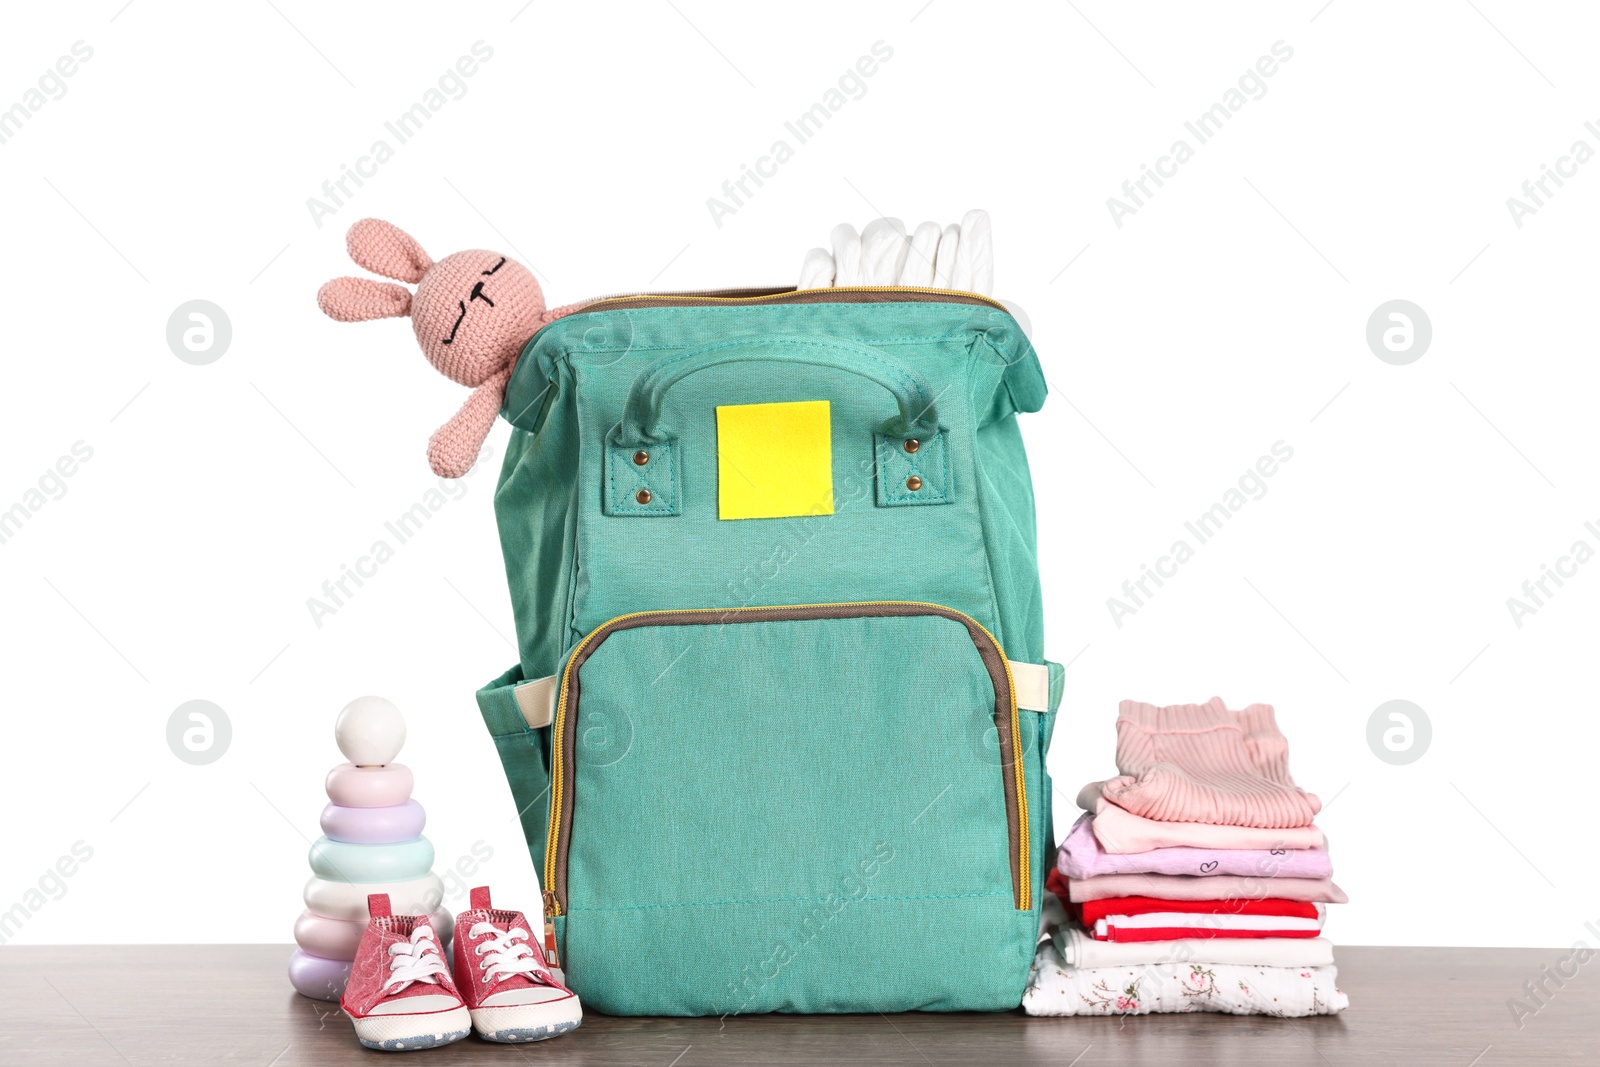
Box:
317;219;575;478
412;249;545;386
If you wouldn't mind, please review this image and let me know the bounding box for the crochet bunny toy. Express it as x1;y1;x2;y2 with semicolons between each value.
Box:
317;219;580;477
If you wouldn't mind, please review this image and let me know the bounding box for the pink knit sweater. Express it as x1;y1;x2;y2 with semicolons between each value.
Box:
1098;697;1322;829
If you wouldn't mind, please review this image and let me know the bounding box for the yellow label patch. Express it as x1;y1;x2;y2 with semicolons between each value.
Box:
716;400;834;520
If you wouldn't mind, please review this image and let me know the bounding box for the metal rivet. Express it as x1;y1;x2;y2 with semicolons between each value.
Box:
906;476;923;491
636;488;653;505
633;450;649;466
904;439;920;454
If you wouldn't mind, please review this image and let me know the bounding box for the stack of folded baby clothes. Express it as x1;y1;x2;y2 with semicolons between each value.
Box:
1024;696;1348;1017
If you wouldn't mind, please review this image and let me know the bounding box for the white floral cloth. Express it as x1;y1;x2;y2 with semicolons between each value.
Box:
1023;935;1348;1017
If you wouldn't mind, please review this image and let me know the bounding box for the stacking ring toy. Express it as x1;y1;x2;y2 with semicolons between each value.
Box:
324;762;413;808
303;872;444;921
320;799;426;844
287;949;351;1002
308;835;434;884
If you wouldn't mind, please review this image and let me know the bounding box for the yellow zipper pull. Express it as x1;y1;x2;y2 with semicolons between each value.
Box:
542;889;561;967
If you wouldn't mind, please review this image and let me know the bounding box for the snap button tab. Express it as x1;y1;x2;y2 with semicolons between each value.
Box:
635;488;653;505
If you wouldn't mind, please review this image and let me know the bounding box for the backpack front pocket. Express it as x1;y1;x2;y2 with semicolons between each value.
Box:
542;601;1037;1015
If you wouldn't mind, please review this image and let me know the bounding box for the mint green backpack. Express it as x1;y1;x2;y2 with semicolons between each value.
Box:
474;287;1063;1016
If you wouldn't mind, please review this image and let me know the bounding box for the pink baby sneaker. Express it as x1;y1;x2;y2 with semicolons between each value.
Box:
340;894;470;1051
452;886;582;1042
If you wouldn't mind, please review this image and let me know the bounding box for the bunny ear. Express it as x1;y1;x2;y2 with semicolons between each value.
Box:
346;218;433;283
317;277;412;322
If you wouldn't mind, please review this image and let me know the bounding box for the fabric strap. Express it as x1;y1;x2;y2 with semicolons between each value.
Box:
1009;661;1050;717
512;673;559;729
511;658;1053;730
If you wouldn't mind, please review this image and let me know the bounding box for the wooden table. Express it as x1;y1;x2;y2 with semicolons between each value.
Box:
3;946;1594;1065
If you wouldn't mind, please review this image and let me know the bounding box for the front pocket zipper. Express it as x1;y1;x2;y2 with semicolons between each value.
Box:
541;600;1030;919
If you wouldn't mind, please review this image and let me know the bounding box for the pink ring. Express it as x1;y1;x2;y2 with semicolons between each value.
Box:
320;799;426;843
294;910;364;960
287;949;350;1002
324;762;413;808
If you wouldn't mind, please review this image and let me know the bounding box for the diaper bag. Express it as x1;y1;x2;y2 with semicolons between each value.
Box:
474;286;1063;1015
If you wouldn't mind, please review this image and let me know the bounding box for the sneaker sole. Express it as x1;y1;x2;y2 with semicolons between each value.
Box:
348;1005;472;1051
470;1000;583;1043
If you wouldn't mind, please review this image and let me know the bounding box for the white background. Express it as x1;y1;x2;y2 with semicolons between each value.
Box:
2;1;1596;949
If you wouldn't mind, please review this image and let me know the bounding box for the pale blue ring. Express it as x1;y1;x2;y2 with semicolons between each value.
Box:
308;835;434;883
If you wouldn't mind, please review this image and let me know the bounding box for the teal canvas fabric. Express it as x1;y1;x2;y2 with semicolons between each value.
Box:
476;296;1057;1015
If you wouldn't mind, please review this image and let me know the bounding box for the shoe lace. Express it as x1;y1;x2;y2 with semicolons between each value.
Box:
468;922;548;984
382;924;450;994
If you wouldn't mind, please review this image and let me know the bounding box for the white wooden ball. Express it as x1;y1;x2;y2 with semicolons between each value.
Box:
334;696;406;766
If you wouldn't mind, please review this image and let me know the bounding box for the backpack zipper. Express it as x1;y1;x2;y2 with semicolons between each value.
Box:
573;285;1010;314
541;600;1030;918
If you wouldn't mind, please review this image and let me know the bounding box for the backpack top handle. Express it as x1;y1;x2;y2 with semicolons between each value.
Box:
602;337;948;518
